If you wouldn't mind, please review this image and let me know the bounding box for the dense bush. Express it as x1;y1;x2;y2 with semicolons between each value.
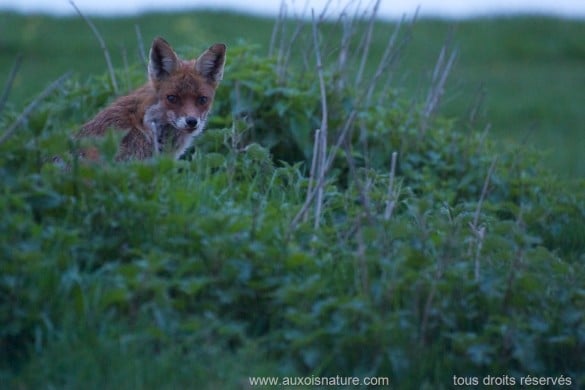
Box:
1;31;584;389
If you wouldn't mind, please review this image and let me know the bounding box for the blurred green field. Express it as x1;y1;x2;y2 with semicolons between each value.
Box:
1;10;584;176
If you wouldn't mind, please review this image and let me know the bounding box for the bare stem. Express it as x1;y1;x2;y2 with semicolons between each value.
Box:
69;0;119;94
472;157;498;228
311;9;329;229
269;0;286;57
0;73;71;146
276;3;289;79
280;16;307;82
337;13;353;92
384;151;399;220
288;108;359;233
121;45;130;92
288;3;414;234
304;129;321;223
135;24;147;69
468;82;486;125
0;54;23;114
421;36;458;135
469;156;498;281
354;0;381;87
355;215;369;292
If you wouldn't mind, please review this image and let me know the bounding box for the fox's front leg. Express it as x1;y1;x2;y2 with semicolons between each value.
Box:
144;103;165;155
115;104;164;161
115;132;150;161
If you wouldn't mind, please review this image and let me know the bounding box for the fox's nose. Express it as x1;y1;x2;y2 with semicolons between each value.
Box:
185;117;199;129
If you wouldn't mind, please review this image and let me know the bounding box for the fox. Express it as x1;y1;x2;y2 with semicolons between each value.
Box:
77;37;226;161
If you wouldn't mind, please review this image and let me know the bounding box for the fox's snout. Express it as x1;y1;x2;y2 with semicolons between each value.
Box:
179;115;202;132
168;113;205;133
185;117;198;129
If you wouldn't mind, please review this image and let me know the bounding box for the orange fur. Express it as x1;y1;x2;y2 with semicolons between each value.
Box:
77;37;226;161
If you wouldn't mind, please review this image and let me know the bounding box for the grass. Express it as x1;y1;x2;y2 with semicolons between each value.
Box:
1;11;584;176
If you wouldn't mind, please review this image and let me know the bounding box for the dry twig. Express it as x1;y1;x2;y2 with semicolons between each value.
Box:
135;24;147;68
0;54;23;114
354;0;381;87
0;73;71;146
69;0;119;94
311;9;329;229
469;157;498;281
384;151;399;220
421;36;458;135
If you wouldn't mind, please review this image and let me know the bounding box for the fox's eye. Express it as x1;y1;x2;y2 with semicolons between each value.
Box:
167;95;178;104
197;96;208;106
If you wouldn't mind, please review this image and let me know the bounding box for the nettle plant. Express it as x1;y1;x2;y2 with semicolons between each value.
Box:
1;2;584;387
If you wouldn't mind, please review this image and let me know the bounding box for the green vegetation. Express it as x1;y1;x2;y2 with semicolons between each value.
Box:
1;11;584;176
1;7;584;389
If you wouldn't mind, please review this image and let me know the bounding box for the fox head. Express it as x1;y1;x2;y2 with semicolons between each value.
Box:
146;37;226;157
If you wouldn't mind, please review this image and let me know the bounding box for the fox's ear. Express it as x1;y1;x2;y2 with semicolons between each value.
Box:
195;43;227;84
148;37;179;81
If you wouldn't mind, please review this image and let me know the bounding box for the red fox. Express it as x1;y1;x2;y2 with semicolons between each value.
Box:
77;37;226;161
